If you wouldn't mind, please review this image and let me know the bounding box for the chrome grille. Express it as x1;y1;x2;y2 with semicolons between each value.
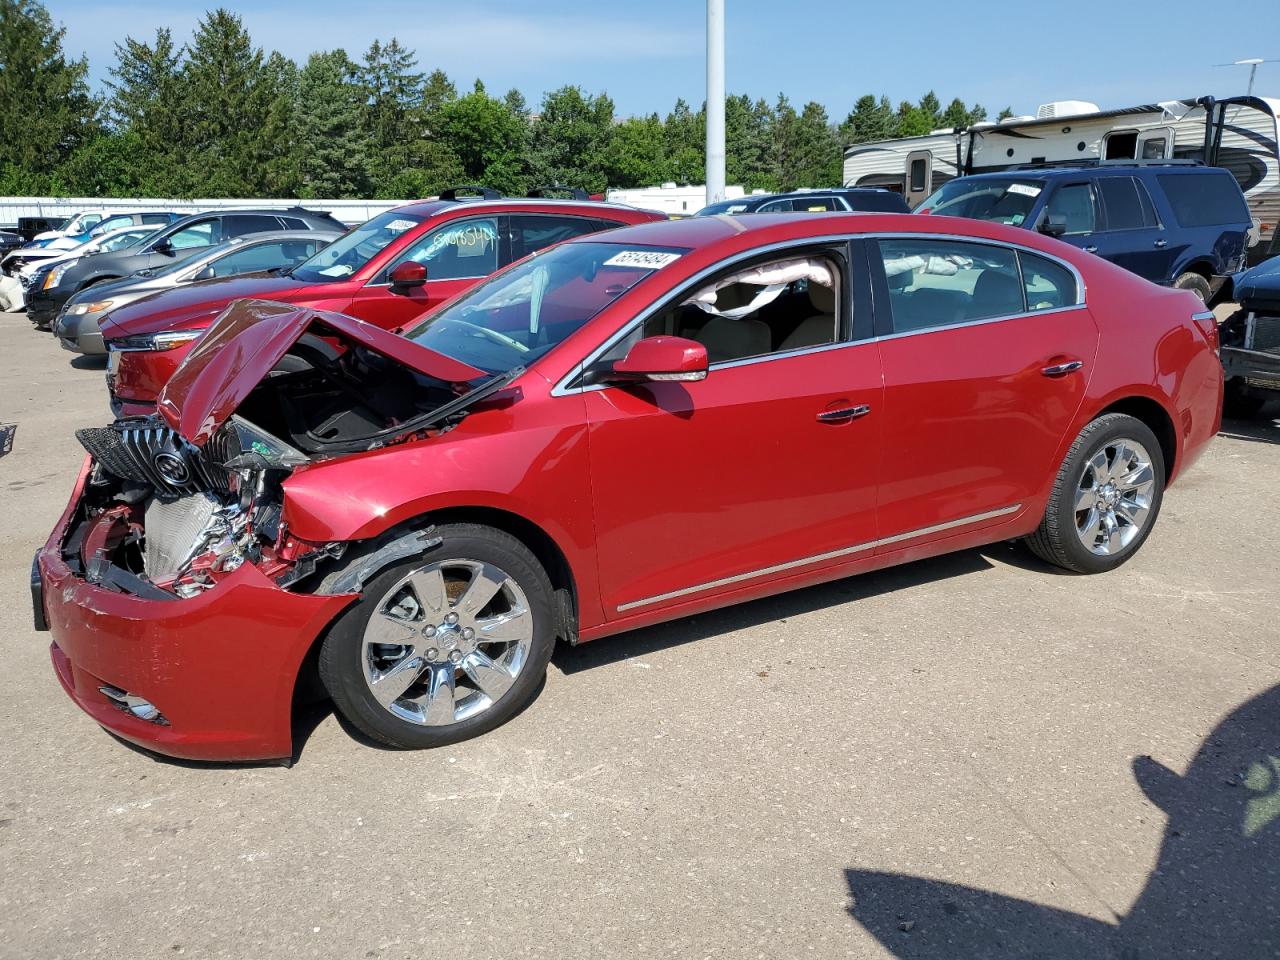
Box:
77;417;233;497
1250;314;1280;355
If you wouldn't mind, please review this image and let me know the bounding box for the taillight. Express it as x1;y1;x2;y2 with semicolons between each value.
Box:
1191;310;1219;356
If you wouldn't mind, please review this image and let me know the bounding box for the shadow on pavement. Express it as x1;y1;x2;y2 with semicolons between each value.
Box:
69;354;107;370
844;684;1280;958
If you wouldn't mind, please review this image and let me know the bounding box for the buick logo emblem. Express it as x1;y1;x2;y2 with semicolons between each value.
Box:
153;451;191;485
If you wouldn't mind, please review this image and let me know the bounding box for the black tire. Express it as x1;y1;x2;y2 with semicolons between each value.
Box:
1025;413;1166;574
1173;272;1212;304
318;523;556;749
1223;379;1267;420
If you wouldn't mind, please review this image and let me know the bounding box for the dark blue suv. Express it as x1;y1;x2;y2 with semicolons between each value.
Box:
917;162;1255;303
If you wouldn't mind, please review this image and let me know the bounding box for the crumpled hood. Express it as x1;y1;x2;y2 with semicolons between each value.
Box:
156;299;487;446
101;273;313;340
1234;257;1280;308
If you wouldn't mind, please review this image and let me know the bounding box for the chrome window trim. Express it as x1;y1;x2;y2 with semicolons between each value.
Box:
615;503;1022;612
550;232;1086;398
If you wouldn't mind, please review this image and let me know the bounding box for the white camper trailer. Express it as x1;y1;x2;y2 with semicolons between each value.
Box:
843;96;1280;258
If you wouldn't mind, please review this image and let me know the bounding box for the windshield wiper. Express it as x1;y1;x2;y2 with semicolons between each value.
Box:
416;366;526;431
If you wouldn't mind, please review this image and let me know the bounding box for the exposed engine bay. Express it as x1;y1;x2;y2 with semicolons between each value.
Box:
64;311;521;601
69;414;331;599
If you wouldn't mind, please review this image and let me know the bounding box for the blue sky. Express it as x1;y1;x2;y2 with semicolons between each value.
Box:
49;0;1280;119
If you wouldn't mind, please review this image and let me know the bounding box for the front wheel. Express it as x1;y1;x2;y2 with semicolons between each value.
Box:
1025;414;1165;574
318;524;556;749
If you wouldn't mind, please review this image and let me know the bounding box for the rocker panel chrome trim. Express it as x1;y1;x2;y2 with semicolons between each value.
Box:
615;503;1023;612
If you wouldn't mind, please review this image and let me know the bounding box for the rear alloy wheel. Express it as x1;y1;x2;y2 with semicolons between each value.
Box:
1173;271;1212;304
319;524;556;749
1026;414;1165;573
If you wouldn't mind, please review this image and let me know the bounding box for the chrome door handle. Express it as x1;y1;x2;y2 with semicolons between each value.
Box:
1083;245;1098;254
817;404;871;423
1041;360;1084;377
1154;239;1168;248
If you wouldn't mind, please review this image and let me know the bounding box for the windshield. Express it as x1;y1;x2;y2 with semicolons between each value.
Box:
918;178;1045;226
63;213;99;233
403;241;688;373
99;228;161;253
290;210;425;282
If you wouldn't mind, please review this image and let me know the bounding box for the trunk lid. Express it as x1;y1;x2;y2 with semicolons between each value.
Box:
156;300;487;446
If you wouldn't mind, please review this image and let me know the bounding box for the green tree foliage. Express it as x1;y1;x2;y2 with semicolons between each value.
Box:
529;86;616;193
296;50;373;198
0;0;96;177
436;81;529;195
2;1;1010;200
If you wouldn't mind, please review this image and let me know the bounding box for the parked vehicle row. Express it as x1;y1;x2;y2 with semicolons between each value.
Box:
26;189;1222;761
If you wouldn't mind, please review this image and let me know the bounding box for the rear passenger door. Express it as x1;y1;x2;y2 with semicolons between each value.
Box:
1087;176;1174;283
869;237;1099;550
507;214;621;261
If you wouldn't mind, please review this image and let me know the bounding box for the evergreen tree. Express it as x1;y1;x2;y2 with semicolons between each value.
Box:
726;95;775;191
998;106;1015;121
0;0;97;176
106;27;186;174
181;8;279;195
839;94;897;145
296;50;373;198
895;99;933;138
359;38;424;184
663;98;704;184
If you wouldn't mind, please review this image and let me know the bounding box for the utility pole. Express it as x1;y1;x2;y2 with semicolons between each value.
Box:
706;0;726;206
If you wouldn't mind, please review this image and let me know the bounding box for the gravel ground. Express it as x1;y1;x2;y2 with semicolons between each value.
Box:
1;309;1276;959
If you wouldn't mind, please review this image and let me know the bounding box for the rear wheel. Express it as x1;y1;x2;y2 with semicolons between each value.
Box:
1173;272;1212;304
318;524;556;749
1025;414;1165;573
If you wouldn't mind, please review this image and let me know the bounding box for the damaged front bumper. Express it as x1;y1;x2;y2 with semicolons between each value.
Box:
37;459;357;762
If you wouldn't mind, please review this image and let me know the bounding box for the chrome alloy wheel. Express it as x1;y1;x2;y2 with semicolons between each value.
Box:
360;559;533;726
1073;438;1156;556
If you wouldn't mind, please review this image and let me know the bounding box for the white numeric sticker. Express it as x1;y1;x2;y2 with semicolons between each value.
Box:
603;250;683;270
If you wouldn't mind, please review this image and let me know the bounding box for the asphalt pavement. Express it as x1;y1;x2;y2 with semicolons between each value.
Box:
1;310;1277;959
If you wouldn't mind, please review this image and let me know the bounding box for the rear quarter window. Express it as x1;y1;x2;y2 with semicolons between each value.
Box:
1156;173;1249;227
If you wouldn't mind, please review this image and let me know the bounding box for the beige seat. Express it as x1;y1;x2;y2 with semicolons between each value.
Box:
778;283;837;351
695;315;773;363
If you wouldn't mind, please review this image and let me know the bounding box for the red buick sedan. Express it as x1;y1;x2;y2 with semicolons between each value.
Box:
36;212;1223;761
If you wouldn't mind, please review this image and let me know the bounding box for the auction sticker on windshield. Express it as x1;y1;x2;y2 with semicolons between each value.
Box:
603;250;683;270
1007;183;1042;197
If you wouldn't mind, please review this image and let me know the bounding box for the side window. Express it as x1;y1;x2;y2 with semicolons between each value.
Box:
224;214;285;237
1044;183;1098;235
279;216;309;230
600;252;843;367
757;199;795;213
877;238;1023;333
910;158;928;193
1141;137;1167;160
96;215;133;234
509;215;608;262
1020;252;1078;311
167;220;217;250
1135;180;1161;228
794;197;840;212
383;218;499;282
210;240;317;278
1097;177;1146;231
141;213;172;224
1156;172;1250;227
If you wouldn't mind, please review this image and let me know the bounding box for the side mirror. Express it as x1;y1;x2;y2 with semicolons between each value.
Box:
154;238;175;256
389;261;428;289
192;265;215;281
1039;213;1067;238
604;336;708;384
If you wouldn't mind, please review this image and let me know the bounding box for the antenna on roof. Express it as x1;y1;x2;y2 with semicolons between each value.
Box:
1213;58;1280;96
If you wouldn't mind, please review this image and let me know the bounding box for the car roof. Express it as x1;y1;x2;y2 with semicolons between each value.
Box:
960;163;1223;182
564;209;1081;254
387;197;662;220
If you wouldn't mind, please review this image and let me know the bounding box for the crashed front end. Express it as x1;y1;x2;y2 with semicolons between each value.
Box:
35;300;495;761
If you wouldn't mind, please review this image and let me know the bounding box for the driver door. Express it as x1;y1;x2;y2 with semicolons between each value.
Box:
345;216;501;331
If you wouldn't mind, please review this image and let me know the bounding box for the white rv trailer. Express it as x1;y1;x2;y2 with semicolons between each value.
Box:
842;96;1280;260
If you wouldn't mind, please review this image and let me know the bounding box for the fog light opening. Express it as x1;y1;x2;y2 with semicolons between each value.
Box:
98;685;169;725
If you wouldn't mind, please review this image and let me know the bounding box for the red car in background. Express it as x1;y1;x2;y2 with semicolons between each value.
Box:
37;212;1222;761
103;193;665;413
